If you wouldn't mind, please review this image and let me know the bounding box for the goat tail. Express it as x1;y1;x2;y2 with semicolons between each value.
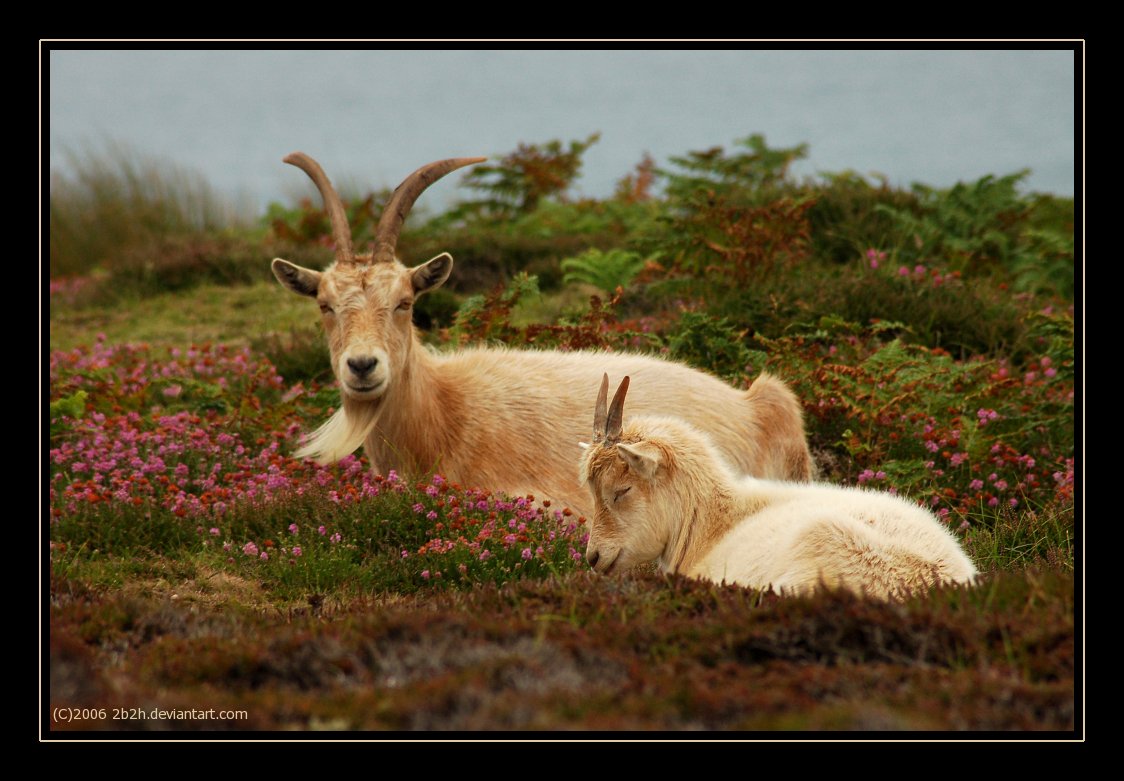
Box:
745;372;817;481
293;397;382;464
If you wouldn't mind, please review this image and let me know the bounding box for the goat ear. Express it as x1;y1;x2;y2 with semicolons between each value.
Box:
411;252;454;295
617;442;660;480
272;258;321;298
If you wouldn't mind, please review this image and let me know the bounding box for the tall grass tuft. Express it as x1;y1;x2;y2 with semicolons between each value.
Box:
49;142;252;281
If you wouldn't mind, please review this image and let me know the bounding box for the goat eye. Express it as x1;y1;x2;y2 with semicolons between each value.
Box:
318;302;334;315
397;299;413;312
614;486;631;502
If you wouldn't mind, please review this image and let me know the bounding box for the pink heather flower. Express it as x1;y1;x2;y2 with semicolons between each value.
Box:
1009;498;1019;508
242;542;259;557
260;551;269;561
898;266;910;277
412;503;425;514
521;548;533;560
209;527;220;536
330;533;341;544
949;453;967;467
318;525;327;536
875;471;886;480
421;570;431;580
292;546;302;558
987;497;999;507
386;469;399;483
993;480;1008;491
163;385;183;399
970;479;984;491
288;523;299;534
936;508;949;519
988;473;998;482
426;510;438;521
925;441;939;453
958;520;971;532
1040;356;1052;368
223;542;232;552
1044;367;1057;378
458;563;468;574
914;264;926;276
401;550;409;559
1025;372;1037;383
857;469;875;484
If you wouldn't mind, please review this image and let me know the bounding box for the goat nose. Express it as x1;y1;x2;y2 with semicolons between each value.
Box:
586;550;599;569
347;356;378;377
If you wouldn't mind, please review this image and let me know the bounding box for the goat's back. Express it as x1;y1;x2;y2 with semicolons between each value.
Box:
691;480;977;598
381;347;809;515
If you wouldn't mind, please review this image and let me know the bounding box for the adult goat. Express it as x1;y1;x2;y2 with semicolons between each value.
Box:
271;153;814;517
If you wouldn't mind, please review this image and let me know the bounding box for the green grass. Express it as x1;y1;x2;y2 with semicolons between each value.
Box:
49;280;317;352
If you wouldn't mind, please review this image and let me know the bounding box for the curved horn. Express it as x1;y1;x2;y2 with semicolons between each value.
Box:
605;376;630;444
372;157;487;263
593;373;610;443
284;152;354;262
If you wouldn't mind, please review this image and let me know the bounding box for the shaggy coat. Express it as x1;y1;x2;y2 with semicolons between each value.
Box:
295;336;812;519
581;399;977;600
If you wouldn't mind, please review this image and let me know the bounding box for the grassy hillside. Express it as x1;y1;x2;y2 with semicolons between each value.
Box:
46;137;1077;735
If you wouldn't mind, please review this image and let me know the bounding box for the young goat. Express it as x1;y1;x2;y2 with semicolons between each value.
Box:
271;153;814;518
580;376;978;599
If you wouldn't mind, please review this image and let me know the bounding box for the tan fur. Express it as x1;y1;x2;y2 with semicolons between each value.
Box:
580;397;977;600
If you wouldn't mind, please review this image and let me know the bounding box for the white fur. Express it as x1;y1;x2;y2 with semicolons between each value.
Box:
581;414;977;600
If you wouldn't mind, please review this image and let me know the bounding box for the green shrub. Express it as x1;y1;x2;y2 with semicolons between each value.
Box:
874;171;1074;298
805;170;923;264
561;248;648;295
454;134;601;218
666;311;757;383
